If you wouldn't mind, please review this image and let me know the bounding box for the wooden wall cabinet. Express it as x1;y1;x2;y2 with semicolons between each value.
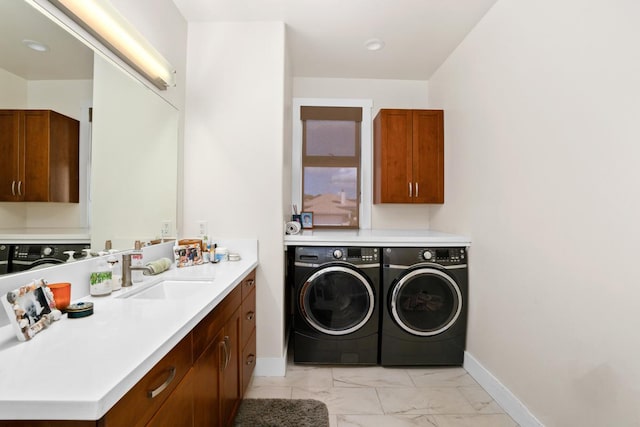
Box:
0;110;79;203
373;109;444;204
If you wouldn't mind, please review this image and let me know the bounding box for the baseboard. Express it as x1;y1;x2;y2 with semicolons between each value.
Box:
254;334;289;377
464;351;545;427
254;356;287;376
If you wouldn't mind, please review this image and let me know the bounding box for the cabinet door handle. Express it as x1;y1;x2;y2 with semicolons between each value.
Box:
147;366;176;399
245;279;255;288
408;182;413;198
17;181;22;196
246;354;255;365
246;311;255;321
11;181;15;196
224;336;231;369
415;182;419;198
219;340;227;371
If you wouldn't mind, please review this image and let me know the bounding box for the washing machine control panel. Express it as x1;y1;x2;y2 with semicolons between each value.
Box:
295;246;379;264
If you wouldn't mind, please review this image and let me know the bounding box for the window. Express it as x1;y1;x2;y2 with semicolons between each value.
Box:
292;98;373;229
301;106;362;228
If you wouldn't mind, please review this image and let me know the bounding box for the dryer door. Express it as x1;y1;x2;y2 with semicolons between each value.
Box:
300;265;375;336
390;267;462;336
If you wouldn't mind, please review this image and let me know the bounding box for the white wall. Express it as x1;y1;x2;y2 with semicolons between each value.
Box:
428;0;640;425
293;77;432;229
0;69;27;109
184;22;288;369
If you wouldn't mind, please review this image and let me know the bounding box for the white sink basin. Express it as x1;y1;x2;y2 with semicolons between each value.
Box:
119;280;214;300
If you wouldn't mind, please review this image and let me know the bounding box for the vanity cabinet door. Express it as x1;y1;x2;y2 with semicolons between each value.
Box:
220;308;241;427
193;329;224;427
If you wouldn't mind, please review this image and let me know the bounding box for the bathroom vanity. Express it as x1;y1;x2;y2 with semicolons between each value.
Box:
0;246;257;427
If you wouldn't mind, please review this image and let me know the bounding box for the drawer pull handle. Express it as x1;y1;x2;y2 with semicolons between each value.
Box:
246;311;255;321
148;367;176;399
246;354;255;365
245;279;255;287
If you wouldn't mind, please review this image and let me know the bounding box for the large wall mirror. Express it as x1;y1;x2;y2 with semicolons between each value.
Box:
0;1;178;252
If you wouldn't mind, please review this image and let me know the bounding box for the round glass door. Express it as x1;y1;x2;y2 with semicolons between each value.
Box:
390;268;462;336
300;266;375;336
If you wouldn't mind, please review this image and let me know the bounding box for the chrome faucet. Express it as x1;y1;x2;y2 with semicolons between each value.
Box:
121;253;153;287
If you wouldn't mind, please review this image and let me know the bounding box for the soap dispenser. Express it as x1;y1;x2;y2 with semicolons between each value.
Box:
90;258;112;296
131;240;144;283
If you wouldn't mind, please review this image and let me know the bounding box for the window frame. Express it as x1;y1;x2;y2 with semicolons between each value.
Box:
292;98;373;229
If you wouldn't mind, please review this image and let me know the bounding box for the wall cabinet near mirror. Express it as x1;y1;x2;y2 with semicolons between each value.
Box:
374;109;444;204
0;110;79;203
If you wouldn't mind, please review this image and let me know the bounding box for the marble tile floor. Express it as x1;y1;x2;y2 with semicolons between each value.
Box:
245;362;519;427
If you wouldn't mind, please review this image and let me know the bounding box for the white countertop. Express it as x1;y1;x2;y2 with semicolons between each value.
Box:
0;254;258;420
284;229;471;247
0;228;91;243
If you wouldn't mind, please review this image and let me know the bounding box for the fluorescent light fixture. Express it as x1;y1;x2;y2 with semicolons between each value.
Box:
48;0;175;90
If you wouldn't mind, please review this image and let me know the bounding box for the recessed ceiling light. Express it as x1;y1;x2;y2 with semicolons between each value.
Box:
23;39;49;52
364;38;385;51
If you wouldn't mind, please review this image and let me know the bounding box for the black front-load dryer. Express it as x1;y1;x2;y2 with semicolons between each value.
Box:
380;247;468;366
291;246;380;364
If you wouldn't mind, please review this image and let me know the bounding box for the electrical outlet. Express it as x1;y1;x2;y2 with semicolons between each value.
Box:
161;220;172;237
198;220;208;237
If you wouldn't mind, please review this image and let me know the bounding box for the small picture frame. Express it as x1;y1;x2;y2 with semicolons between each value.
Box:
300;211;314;229
174;243;203;268
1;279;62;341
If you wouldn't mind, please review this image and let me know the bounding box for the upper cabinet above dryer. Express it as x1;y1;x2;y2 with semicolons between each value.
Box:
374;109;444;204
0;110;79;203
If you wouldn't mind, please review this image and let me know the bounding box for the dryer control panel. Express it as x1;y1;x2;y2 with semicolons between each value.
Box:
383;247;467;267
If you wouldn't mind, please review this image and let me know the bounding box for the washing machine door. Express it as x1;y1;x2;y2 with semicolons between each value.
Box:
390;267;462;336
300;265;375;336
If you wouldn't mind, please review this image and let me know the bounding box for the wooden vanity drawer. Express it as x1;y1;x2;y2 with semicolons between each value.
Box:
102;333;192;427
241;287;256;348
241;329;257;396
241;269;256;301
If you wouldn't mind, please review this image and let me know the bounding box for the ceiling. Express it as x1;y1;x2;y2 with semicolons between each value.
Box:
2;0;499;83
172;0;499;80
0;1;93;80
